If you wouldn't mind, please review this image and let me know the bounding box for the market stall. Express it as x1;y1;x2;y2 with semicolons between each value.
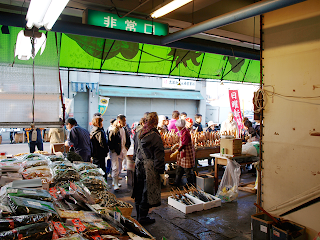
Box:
0;153;155;240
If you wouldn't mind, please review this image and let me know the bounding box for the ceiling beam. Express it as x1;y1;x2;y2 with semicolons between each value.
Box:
162;0;306;45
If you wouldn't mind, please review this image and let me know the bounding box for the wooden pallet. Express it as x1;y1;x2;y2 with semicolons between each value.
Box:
238;181;257;194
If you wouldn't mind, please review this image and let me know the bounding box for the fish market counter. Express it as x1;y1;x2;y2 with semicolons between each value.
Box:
126;146;220;186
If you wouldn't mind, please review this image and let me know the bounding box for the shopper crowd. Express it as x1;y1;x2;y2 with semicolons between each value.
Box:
36;109;259;225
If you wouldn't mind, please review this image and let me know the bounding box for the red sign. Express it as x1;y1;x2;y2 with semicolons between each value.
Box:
228;90;243;132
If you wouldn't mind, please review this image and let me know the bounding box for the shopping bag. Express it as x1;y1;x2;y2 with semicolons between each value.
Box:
216;159;241;202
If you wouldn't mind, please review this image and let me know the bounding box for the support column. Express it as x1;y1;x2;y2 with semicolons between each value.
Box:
88;73;99;130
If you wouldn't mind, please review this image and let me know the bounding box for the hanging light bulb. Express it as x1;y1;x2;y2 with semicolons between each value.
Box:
14;29;46;60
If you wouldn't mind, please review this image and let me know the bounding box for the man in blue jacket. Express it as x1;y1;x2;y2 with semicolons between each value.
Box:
65;118;92;162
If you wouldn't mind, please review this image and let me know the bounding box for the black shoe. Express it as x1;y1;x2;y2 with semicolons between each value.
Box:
139;217;155;224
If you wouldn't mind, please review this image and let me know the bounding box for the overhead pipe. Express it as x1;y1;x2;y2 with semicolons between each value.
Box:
0;11;259;60
161;0;306;45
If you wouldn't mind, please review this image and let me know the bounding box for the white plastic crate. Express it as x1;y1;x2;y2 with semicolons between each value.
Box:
186;193;221;210
168;196;203;214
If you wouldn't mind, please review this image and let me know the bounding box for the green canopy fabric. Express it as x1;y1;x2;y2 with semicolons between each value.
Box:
0;26;260;83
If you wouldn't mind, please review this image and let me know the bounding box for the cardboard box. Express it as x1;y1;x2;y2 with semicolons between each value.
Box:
220;138;242;156
186;193;221;210
196;175;215;195
251;212;275;240
14;133;24;143
168;196;203;214
271;220;306;240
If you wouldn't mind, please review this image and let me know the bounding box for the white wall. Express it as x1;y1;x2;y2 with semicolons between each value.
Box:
263;0;320;237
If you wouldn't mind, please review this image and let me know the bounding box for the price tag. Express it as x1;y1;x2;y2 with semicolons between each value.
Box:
91;204;104;210
22;190;35;194
260;225;267;233
52;229;59;239
27;200;42;207
72;218;86;233
273;230;280;237
59;187;67;196
6;219;14;229
70;182;77;191
49;187;58;199
7;189;18;193
114;211;121;223
52;221;67;236
91;233;103;240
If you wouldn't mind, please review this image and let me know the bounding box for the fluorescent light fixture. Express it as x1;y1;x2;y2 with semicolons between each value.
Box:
26;0;69;30
151;0;192;18
15;30;46;60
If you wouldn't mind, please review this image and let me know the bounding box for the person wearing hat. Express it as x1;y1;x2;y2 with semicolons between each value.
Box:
170;119;195;187
206;121;217;133
185;118;194;133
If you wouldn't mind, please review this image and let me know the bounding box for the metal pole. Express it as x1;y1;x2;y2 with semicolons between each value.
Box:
162;0;306;45
257;14;264;213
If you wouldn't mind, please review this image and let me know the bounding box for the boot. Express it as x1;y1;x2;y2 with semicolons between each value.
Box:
135;204;140;221
113;177;119;191
112;177;121;187
139;208;155;224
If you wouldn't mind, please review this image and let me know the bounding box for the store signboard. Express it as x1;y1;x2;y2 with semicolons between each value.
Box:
162;78;196;90
85;9;168;36
228;90;243;130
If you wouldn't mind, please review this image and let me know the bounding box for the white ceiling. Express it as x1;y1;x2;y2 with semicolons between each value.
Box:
0;0;260;48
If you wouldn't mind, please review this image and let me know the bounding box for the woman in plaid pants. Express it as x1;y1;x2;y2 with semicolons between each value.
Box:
171;119;195;187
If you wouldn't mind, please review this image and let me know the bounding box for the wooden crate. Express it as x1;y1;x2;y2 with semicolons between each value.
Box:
14;133;24;143
220;138;242;156
53;143;69;153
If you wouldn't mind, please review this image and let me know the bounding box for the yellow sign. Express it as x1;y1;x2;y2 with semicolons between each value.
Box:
98;97;110;116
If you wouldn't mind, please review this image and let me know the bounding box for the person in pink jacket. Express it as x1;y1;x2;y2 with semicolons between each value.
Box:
167;110;180;133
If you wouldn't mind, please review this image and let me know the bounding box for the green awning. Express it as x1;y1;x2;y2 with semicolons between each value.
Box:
0;25;260;83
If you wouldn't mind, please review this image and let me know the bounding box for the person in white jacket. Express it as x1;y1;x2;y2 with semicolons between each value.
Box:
220;112;239;137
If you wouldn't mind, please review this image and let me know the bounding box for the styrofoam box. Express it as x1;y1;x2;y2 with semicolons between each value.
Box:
168;196;203;214
186;193;221;210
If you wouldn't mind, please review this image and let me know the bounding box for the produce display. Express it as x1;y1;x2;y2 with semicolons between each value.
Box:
161;130;220;149
0;153;153;240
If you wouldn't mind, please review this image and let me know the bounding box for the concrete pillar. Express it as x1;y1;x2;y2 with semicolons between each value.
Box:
87;73;99;129
199;80;207;125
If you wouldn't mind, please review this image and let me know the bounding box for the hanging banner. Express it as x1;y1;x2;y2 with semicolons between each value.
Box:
99;96;110;116
228;90;243;130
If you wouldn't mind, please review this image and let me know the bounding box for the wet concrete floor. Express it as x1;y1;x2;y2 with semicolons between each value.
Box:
1;143;256;239
113;168;256;240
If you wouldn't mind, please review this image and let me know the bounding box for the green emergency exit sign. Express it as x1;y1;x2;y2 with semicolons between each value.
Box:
85;9;168;36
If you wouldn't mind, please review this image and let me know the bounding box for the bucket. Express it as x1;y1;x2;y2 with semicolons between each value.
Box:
127;159;135;171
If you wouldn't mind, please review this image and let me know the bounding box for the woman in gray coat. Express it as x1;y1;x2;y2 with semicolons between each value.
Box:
132;112;165;224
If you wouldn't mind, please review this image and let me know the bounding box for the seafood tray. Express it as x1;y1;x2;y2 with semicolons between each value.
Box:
168;196;203;214
186;193;221;210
